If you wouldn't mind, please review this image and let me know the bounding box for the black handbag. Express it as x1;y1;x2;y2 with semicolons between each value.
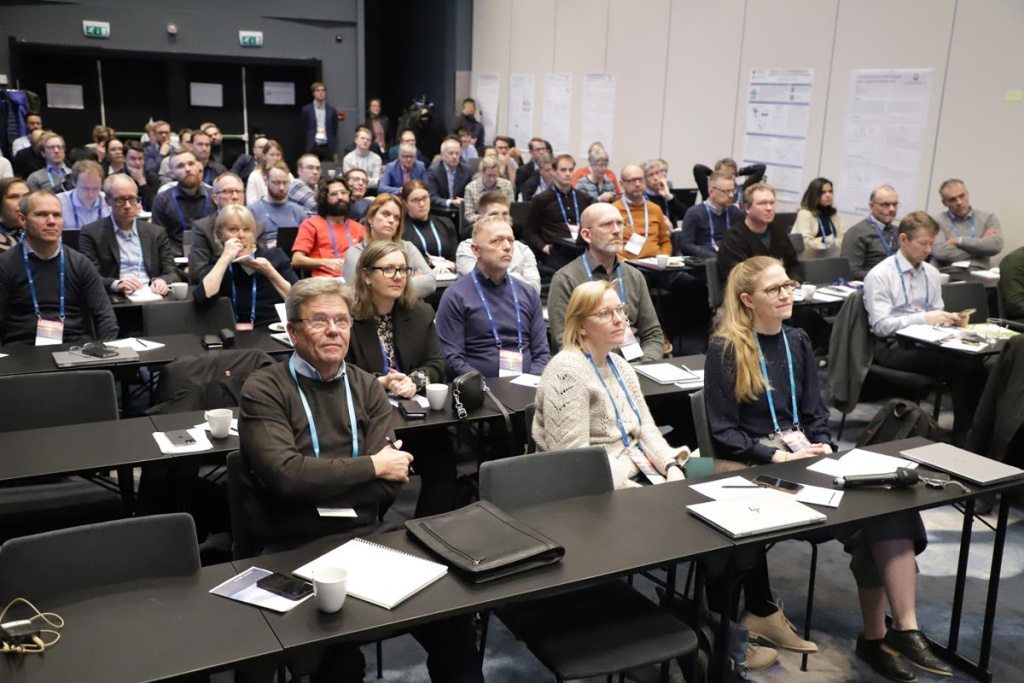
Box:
450;370;516;456
405;500;565;583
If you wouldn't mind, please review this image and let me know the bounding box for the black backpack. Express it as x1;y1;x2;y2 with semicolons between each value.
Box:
856;399;941;447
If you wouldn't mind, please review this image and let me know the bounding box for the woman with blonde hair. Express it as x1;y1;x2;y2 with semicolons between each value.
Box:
533;279;688;488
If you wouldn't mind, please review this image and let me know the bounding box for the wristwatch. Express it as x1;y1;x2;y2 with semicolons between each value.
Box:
665;462;684;475
409;370;429;391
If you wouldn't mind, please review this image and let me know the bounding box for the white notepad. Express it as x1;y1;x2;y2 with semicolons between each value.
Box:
633;362;700;384
292;538;447;609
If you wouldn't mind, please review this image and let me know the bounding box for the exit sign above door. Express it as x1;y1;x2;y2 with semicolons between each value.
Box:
83;21;110;39
239;31;263;48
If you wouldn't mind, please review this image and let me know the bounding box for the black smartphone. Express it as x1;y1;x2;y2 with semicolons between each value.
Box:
82;344;118;358
256;573;313;600
753;475;803;494
166;429;196;446
202;334;223;349
398;399;426;419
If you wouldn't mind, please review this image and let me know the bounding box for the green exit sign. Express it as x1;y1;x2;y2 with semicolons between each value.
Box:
83;20;110;39
239;31;263;48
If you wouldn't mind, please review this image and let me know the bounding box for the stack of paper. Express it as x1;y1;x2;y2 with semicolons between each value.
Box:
152;427;213;454
690;476;843;508
674;369;705;389
807;449;917;477
634;363;701;384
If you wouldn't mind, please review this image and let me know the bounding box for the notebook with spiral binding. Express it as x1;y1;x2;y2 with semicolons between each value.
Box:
292;538;447;609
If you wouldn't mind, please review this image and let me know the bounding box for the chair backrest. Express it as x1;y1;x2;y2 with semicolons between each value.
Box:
689;389;718;460
523;402;537;453
788;232;805;252
800;257;852;285
705;259;724;309
142;298;235;336
940;281;990;324
774;212;799;234
61;230;80;252
479;447;613;509
0;370;117;432
510;201;530;238
670;187;699;209
226;451;255;560
0;513;199;603
148;349;276;414
276;226;299;256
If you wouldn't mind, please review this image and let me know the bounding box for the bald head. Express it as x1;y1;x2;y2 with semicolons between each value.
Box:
620;164;646;202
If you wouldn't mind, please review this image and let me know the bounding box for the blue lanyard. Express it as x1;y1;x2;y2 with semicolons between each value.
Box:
411;220;443;257
326;218;354;259
379;336;400;374
471;270;523;352
894;253;930;311
581;253;628;321
585;352;642;448
114;217;144;278
47;167;65;192
23;244;65;320
288;356;358;459
704;202;729;247
625;199;649;237
947;212;975;239
259;199;280;228
755;331;799;434
71;192;105;230
818;216;836;248
228;262;258;324
555;190;580;226
172;190;209;231
866;215;895;256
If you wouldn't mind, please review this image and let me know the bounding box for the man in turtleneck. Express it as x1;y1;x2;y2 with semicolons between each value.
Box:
523;153;592;270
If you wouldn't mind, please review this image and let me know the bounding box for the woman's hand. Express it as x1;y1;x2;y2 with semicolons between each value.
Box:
221;238;246;262
666;466;685;482
772;443;832;462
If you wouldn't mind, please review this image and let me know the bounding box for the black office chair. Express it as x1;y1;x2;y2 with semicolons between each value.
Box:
788;233;805;253
0;513;199;604
142;298;235;336
705;259;724;310
523;402;537;453
60;230;80;252
774;212;798;234
509;201;530;239
800;257;852;286
276;226;299;256
225;451;255;560
941;281;989;324
478;448;699;683
670;188;699;209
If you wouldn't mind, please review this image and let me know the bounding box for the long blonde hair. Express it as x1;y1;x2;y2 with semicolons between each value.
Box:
713;256;782;402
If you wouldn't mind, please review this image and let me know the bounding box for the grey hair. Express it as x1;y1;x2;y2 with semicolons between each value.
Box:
398;142;417;155
938;178;966;198
103;173;137;199
869;185;897;203
640;159;663;173
285;278;354;323
587;145;609;166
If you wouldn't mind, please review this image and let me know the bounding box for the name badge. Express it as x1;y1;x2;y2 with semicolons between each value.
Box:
567;224;580;242
35;318;64;346
620;326;644;361
498;349;524;377
629;447;666;485
235;321;254;332
782;429;812;453
625;232;646;255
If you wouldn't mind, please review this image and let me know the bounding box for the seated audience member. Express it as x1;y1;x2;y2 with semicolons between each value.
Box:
345;168;373;222
13;129;46;180
11;113;42;156
717;183;799;281
189;173;267;284
380;142;428;195
245;139;285;205
287;154;321;217
534;279;689;487
693;157;765;203
103;138;126;176
27;133;73;192
388;129;428;165
679;170;744;260
458;128;479;160
202;124;225;165
575;145;619;203
230;135;267;186
238;277;484;681
864;211;981;444
999;245;1024;321
194;205;296;328
794;177;845;250
452;98;484;155
190;130;228;187
706;255;949;680
0;190;118;345
518;153;554;202
841;185;901;280
342;126;383;189
157;129;193;186
426;138;472;212
548;203;664;363
436;214;550;378
515;137;552;190
366;97;390;155
57;161;110;230
455;192;540;293
292;177;365;278
463;155;514;226
0;155;13;179
122;141;156;211
642;158;687;226
143;120;172;178
151;150;214;256
80;175;179;296
492;136;518;184
615;165;673;262
524;154;592;270
0;178;29;252
401;180;457;273
931;178;1003;268
571;142;621;194
246;161;306;247
342;194;435;298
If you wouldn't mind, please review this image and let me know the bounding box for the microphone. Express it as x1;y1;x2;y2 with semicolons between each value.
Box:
833;468;919;489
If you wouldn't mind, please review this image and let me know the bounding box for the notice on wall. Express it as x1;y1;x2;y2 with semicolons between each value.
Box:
740;68;814;204
542;73;572;155
508;74;535;146
263;81;295;106
474;73;500;146
46;83;84;110
838;69;934;215
190;82;224;108
580;73;615;158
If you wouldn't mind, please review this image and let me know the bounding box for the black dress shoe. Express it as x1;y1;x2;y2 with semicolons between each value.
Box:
884;628;953;676
856;635;917;682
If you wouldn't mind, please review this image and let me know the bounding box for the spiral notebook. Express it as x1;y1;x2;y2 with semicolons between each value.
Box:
292;538;447;609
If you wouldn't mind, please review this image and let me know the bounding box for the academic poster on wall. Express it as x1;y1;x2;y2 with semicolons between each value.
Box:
507;74;535;145
542;73;572;155
837;69;934;215
473;73;500;147
740;68;814;203
580;73;615;158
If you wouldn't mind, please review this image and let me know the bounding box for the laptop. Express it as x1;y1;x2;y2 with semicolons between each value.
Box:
687;490;826;538
52;347;140;368
900;443;1024;487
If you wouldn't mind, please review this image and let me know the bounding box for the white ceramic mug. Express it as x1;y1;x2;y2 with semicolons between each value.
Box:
656;254;670;268
169;282;188;300
425;383;449;411
204;408;233;439
312;567;348;613
800;283;816;300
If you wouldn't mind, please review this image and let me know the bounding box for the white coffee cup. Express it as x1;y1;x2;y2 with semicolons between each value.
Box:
312;566;348;613
204;408;233;439
169;282;188;300
800;283;816;300
656;254;670;268
939;273;952;285
426;383;448;411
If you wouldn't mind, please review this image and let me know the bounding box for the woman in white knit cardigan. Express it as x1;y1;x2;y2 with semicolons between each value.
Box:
533;280;689;488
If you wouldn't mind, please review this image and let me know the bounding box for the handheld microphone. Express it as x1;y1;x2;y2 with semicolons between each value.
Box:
833;467;919;489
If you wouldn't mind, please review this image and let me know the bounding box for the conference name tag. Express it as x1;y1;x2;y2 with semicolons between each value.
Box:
235;322;254;332
498;349;523;377
782;429;811;453
625;232;646;255
567;224;580;242
629;448;666;485
620;327;643;361
35;319;64;346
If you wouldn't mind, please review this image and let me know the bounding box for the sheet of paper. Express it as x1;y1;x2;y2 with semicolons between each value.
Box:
794;484;844;508
509;373;541;388
0;354;8;360
690;476;763;501
897;324;954;343
474;73;500;147
580;73;615;157
435;271;457;281
106;337;166;352
152;427;213;455
507;74;535;145
835;449;918;476
209;566;311;613
674;370;706;389
190;82;224;108
194;419;239;437
126;286;164;303
951;260;972;269
940;338;990;353
46;83;84;110
967;323;1018;340
806;457;845;477
542;73;572;154
263;81;295;106
972;268;1000;280
633;363;699;384
317;507;358;518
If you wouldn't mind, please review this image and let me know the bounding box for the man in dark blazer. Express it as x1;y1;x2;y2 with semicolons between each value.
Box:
80;175;181;295
301;82;339;161
515;137;552;190
425;138;472;212
229;135;267;187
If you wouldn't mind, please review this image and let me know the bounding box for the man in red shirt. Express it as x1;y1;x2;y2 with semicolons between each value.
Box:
291;178;366;278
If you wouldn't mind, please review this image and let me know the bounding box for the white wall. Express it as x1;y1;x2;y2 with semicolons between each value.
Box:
472;0;1024;259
